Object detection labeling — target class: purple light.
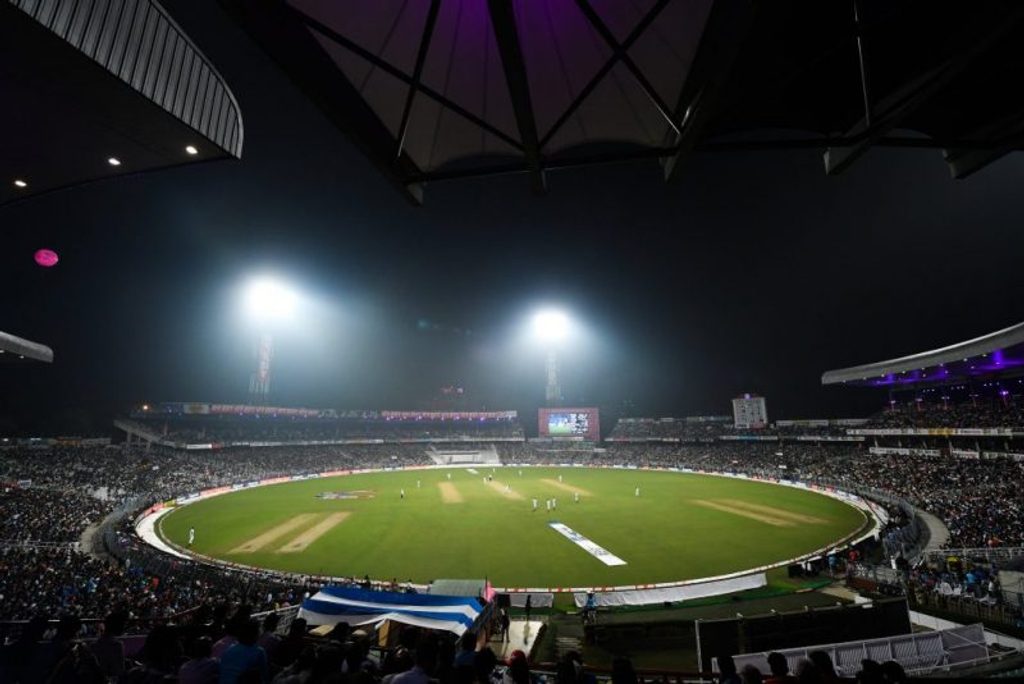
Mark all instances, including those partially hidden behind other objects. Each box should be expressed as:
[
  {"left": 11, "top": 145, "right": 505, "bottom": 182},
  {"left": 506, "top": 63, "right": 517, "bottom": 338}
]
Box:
[{"left": 34, "top": 248, "right": 58, "bottom": 267}]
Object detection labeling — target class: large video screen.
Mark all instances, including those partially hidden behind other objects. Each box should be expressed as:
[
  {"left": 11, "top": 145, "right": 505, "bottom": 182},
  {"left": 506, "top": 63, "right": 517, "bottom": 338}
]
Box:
[{"left": 538, "top": 407, "right": 600, "bottom": 441}]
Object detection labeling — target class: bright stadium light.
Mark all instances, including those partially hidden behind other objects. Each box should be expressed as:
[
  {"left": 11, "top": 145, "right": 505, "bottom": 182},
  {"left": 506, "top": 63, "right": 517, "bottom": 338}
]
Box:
[
  {"left": 532, "top": 309, "right": 570, "bottom": 343},
  {"left": 240, "top": 275, "right": 302, "bottom": 406},
  {"left": 244, "top": 276, "right": 298, "bottom": 321},
  {"left": 529, "top": 307, "right": 573, "bottom": 405}
]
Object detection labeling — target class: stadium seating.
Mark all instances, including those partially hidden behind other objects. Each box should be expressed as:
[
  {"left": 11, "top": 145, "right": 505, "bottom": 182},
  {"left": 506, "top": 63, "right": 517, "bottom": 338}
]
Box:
[{"left": 2, "top": 408, "right": 1024, "bottom": 681}]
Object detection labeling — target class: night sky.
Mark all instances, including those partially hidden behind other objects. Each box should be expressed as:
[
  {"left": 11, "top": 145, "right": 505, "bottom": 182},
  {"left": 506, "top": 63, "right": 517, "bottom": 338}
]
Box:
[{"left": 3, "top": 0, "right": 1024, "bottom": 436}]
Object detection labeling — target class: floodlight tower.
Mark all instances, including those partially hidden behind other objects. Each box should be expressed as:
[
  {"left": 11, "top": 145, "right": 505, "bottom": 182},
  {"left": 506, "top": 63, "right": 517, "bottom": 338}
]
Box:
[
  {"left": 532, "top": 309, "right": 569, "bottom": 405},
  {"left": 243, "top": 277, "right": 298, "bottom": 405}
]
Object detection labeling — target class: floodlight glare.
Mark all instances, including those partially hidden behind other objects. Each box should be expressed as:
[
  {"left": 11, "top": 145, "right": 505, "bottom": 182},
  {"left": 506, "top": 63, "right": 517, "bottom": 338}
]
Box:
[
  {"left": 244, "top": 277, "right": 298, "bottom": 321},
  {"left": 533, "top": 309, "right": 570, "bottom": 343}
]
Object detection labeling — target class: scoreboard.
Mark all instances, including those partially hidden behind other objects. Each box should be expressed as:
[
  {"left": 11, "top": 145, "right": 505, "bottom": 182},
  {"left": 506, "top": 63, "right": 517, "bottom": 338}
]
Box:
[{"left": 538, "top": 407, "right": 601, "bottom": 441}]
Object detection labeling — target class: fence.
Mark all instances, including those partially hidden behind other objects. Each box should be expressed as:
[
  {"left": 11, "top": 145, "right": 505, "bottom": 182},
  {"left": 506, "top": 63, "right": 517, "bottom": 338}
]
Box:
[
  {"left": 924, "top": 547, "right": 1024, "bottom": 566},
  {"left": 909, "top": 591, "right": 1021, "bottom": 631},
  {"left": 723, "top": 623, "right": 992, "bottom": 677},
  {"left": 808, "top": 478, "right": 930, "bottom": 561},
  {"left": 0, "top": 539, "right": 77, "bottom": 550}
]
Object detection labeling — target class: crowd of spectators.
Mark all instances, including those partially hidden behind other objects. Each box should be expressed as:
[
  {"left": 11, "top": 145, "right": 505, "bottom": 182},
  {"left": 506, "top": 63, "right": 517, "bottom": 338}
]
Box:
[
  {"left": 0, "top": 444, "right": 437, "bottom": 624},
  {"left": 605, "top": 418, "right": 728, "bottom": 442},
  {"left": 128, "top": 417, "right": 526, "bottom": 447},
  {"left": 1, "top": 426, "right": 1023, "bottom": 681},
  {"left": 864, "top": 398, "right": 1024, "bottom": 429},
  {"left": 606, "top": 419, "right": 859, "bottom": 442}
]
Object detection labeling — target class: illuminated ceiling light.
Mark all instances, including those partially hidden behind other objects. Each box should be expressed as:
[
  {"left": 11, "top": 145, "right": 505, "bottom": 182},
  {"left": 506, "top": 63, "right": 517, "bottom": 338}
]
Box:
[
  {"left": 107, "top": 157, "right": 121, "bottom": 166},
  {"left": 13, "top": 179, "right": 27, "bottom": 188},
  {"left": 185, "top": 145, "right": 198, "bottom": 155}
]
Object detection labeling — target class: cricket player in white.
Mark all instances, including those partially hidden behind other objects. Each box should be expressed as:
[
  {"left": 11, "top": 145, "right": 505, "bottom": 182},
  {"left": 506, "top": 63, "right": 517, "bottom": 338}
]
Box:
[
  {"left": 188, "top": 527, "right": 195, "bottom": 546},
  {"left": 635, "top": 486, "right": 640, "bottom": 497},
  {"left": 574, "top": 491, "right": 580, "bottom": 503},
  {"left": 400, "top": 489, "right": 405, "bottom": 499},
  {"left": 552, "top": 498, "right": 557, "bottom": 510},
  {"left": 532, "top": 498, "right": 538, "bottom": 511}
]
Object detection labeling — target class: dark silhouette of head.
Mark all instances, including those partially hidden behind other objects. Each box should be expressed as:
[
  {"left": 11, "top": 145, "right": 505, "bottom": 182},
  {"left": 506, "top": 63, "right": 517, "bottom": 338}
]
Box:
[{"left": 768, "top": 652, "right": 790, "bottom": 677}]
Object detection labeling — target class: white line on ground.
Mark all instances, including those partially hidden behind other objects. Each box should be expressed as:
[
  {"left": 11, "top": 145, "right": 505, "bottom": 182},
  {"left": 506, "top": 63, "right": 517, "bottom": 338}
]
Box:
[{"left": 549, "top": 522, "right": 627, "bottom": 566}]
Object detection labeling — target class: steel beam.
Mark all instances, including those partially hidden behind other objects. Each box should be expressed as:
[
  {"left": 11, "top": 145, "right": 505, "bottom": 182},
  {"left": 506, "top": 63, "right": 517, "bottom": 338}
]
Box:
[
  {"left": 824, "top": 5, "right": 1024, "bottom": 175},
  {"left": 487, "top": 0, "right": 546, "bottom": 194},
  {"left": 662, "top": 0, "right": 755, "bottom": 182}
]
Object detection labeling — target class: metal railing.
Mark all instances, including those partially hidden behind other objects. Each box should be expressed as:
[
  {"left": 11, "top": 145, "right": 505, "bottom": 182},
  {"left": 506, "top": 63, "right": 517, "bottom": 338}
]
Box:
[{"left": 924, "top": 547, "right": 1024, "bottom": 565}]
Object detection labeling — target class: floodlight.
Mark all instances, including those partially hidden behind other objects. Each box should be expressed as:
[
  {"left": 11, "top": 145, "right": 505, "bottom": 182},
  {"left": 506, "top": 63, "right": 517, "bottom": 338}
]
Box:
[
  {"left": 532, "top": 309, "right": 570, "bottom": 342},
  {"left": 244, "top": 277, "right": 298, "bottom": 321}
]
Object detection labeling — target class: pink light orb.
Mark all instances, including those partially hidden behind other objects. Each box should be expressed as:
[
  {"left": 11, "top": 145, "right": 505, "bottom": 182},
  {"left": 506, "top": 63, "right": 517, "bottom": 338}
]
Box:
[{"left": 34, "top": 248, "right": 59, "bottom": 267}]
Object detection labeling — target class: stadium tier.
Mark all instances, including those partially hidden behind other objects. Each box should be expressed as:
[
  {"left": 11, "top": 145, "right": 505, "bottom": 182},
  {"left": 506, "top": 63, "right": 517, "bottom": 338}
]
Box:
[
  {"left": 6, "top": 333, "right": 1024, "bottom": 679},
  {"left": 1, "top": 438, "right": 1021, "bottom": 600},
  {"left": 119, "top": 405, "right": 526, "bottom": 449}
]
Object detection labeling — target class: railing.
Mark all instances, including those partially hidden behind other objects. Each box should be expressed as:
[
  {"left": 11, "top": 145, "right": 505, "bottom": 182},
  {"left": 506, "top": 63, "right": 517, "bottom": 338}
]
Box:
[
  {"left": 0, "top": 539, "right": 77, "bottom": 549},
  {"left": 924, "top": 547, "right": 1024, "bottom": 565},
  {"left": 847, "top": 562, "right": 903, "bottom": 586},
  {"left": 909, "top": 591, "right": 1021, "bottom": 630},
  {"left": 251, "top": 604, "right": 302, "bottom": 636},
  {"left": 530, "top": 666, "right": 715, "bottom": 684},
  {"left": 808, "top": 477, "right": 930, "bottom": 561}
]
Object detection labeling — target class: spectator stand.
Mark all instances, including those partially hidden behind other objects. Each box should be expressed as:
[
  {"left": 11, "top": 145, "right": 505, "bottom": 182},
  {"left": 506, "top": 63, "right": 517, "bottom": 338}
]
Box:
[{"left": 719, "top": 623, "right": 997, "bottom": 678}]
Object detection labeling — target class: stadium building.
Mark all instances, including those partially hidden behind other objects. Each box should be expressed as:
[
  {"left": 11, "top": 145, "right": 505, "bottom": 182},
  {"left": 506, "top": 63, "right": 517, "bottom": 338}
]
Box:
[{"left": 6, "top": 2, "right": 1024, "bottom": 682}]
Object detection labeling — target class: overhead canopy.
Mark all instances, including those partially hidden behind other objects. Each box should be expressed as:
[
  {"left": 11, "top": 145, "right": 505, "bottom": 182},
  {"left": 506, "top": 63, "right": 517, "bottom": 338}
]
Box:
[
  {"left": 0, "top": 330, "right": 54, "bottom": 363},
  {"left": 1, "top": 0, "right": 243, "bottom": 206},
  {"left": 298, "top": 586, "right": 484, "bottom": 636},
  {"left": 822, "top": 320, "right": 1024, "bottom": 388},
  {"left": 222, "top": 0, "right": 1024, "bottom": 203}
]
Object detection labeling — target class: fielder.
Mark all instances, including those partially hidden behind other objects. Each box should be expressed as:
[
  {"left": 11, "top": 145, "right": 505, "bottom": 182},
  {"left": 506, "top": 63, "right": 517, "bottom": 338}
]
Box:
[
  {"left": 532, "top": 498, "right": 538, "bottom": 511},
  {"left": 188, "top": 527, "right": 196, "bottom": 546}
]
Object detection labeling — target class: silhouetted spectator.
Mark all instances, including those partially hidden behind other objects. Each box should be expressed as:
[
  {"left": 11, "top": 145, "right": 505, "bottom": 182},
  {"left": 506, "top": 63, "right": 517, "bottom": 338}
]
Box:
[
  {"left": 220, "top": 619, "right": 269, "bottom": 684},
  {"left": 766, "top": 653, "right": 797, "bottom": 684},
  {"left": 180, "top": 636, "right": 219, "bottom": 684}
]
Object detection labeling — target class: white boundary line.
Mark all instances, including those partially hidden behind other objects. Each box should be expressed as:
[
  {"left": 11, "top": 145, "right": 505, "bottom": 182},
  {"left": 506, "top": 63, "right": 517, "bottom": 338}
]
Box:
[{"left": 136, "top": 463, "right": 877, "bottom": 594}]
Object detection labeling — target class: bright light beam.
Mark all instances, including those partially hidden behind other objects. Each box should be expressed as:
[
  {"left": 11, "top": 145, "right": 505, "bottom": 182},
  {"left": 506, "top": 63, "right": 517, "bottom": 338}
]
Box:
[
  {"left": 532, "top": 309, "right": 570, "bottom": 343},
  {"left": 244, "top": 277, "right": 298, "bottom": 321}
]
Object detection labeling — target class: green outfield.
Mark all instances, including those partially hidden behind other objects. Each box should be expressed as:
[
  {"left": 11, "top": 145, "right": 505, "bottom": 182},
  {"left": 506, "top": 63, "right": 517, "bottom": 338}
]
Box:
[{"left": 158, "top": 467, "right": 867, "bottom": 588}]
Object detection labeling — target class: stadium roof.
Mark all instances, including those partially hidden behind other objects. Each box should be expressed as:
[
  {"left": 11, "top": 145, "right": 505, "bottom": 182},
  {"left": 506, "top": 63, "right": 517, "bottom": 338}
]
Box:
[
  {"left": 0, "top": 330, "right": 54, "bottom": 363},
  {"left": 1, "top": 0, "right": 243, "bottom": 206},
  {"left": 821, "top": 320, "right": 1024, "bottom": 388},
  {"left": 222, "top": 0, "right": 1024, "bottom": 204}
]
